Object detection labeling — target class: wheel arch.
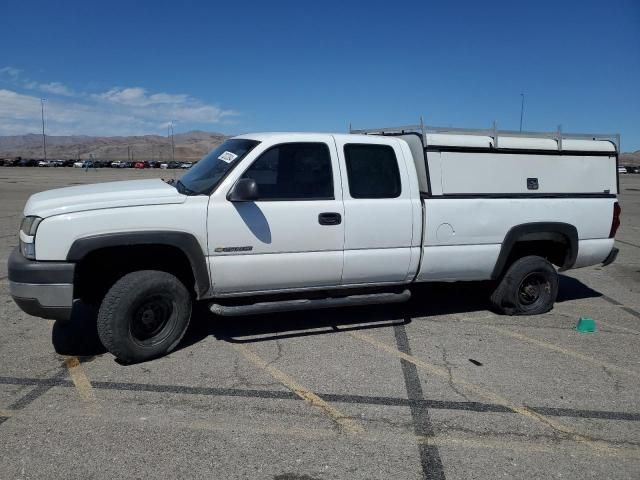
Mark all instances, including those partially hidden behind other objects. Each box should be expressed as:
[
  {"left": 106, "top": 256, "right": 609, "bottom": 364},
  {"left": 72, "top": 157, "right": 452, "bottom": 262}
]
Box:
[
  {"left": 67, "top": 231, "right": 210, "bottom": 299},
  {"left": 491, "top": 222, "right": 578, "bottom": 279}
]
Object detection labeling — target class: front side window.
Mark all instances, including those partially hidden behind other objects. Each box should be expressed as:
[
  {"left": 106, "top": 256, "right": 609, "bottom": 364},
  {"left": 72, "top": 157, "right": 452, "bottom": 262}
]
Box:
[
  {"left": 344, "top": 144, "right": 401, "bottom": 198},
  {"left": 241, "top": 142, "right": 334, "bottom": 200},
  {"left": 178, "top": 139, "right": 260, "bottom": 195}
]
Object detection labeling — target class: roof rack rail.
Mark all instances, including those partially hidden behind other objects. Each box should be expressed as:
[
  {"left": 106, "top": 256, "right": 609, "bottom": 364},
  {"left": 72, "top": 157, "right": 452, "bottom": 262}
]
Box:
[{"left": 349, "top": 118, "right": 620, "bottom": 152}]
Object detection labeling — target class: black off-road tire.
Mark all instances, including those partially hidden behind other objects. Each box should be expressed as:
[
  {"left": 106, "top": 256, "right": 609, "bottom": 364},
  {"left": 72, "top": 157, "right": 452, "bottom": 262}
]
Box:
[
  {"left": 490, "top": 255, "right": 558, "bottom": 315},
  {"left": 97, "top": 270, "right": 192, "bottom": 363}
]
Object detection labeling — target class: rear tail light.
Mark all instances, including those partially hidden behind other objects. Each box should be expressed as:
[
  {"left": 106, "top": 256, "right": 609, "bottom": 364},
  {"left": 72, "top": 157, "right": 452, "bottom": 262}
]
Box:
[{"left": 609, "top": 202, "right": 621, "bottom": 238}]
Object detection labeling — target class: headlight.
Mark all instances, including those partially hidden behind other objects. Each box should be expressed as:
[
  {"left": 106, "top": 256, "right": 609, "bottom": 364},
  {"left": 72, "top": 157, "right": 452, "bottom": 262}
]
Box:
[
  {"left": 20, "top": 216, "right": 43, "bottom": 236},
  {"left": 19, "top": 216, "right": 42, "bottom": 260}
]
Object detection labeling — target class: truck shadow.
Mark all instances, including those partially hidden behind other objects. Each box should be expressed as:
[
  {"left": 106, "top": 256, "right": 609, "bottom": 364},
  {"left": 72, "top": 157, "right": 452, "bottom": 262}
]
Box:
[
  {"left": 180, "top": 274, "right": 602, "bottom": 349},
  {"left": 50, "top": 274, "right": 603, "bottom": 359}
]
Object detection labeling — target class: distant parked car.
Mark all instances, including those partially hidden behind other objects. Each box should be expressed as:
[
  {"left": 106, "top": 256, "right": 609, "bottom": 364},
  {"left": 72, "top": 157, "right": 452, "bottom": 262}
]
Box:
[
  {"left": 148, "top": 161, "right": 161, "bottom": 168},
  {"left": 618, "top": 166, "right": 628, "bottom": 174},
  {"left": 18, "top": 159, "right": 38, "bottom": 167},
  {"left": 134, "top": 161, "right": 148, "bottom": 169},
  {"left": 167, "top": 161, "right": 181, "bottom": 169},
  {"left": 38, "top": 160, "right": 50, "bottom": 167},
  {"left": 160, "top": 162, "right": 169, "bottom": 169},
  {"left": 625, "top": 166, "right": 639, "bottom": 174},
  {"left": 179, "top": 162, "right": 193, "bottom": 169},
  {"left": 73, "top": 161, "right": 84, "bottom": 168},
  {"left": 83, "top": 160, "right": 98, "bottom": 168},
  {"left": 111, "top": 161, "right": 123, "bottom": 168},
  {"left": 3, "top": 158, "right": 20, "bottom": 166}
]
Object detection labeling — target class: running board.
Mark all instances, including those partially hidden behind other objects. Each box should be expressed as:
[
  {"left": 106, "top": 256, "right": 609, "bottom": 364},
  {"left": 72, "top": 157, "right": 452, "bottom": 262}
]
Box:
[{"left": 209, "top": 289, "right": 411, "bottom": 317}]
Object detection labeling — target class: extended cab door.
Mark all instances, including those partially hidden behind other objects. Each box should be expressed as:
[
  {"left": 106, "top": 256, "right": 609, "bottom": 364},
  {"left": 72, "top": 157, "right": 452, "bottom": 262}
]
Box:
[
  {"left": 334, "top": 136, "right": 419, "bottom": 285},
  {"left": 208, "top": 136, "right": 345, "bottom": 294}
]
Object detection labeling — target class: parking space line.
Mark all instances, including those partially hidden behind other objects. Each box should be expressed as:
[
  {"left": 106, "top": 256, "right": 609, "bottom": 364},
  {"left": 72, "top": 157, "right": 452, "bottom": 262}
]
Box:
[
  {"left": 2, "top": 374, "right": 639, "bottom": 422},
  {"left": 601, "top": 295, "right": 640, "bottom": 319},
  {"left": 0, "top": 409, "right": 14, "bottom": 417},
  {"left": 394, "top": 324, "right": 446, "bottom": 480},
  {"left": 64, "top": 357, "right": 97, "bottom": 403},
  {"left": 230, "top": 343, "right": 364, "bottom": 435},
  {"left": 347, "top": 330, "right": 615, "bottom": 454},
  {"left": 8, "top": 369, "right": 68, "bottom": 411},
  {"left": 483, "top": 325, "right": 639, "bottom": 379}
]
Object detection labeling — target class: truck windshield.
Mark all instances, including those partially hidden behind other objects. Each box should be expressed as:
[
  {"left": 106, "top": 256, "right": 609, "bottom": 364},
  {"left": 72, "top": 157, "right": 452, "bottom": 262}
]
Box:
[{"left": 177, "top": 139, "right": 260, "bottom": 195}]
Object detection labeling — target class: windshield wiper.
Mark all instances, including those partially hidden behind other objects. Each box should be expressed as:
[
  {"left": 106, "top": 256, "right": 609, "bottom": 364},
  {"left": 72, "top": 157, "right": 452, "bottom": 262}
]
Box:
[{"left": 175, "top": 179, "right": 199, "bottom": 196}]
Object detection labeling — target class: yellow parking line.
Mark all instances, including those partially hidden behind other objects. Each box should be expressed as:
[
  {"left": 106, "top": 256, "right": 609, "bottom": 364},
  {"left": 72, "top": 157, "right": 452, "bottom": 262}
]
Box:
[
  {"left": 64, "top": 357, "right": 97, "bottom": 403},
  {"left": 347, "top": 330, "right": 613, "bottom": 454},
  {"left": 484, "top": 325, "right": 639, "bottom": 379},
  {"left": 230, "top": 343, "right": 364, "bottom": 435}
]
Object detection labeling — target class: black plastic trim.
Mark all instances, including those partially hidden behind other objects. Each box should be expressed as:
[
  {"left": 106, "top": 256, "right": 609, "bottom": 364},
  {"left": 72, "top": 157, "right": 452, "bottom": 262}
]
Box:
[
  {"left": 11, "top": 296, "right": 72, "bottom": 321},
  {"left": 8, "top": 247, "right": 75, "bottom": 284},
  {"left": 67, "top": 231, "right": 210, "bottom": 298},
  {"left": 491, "top": 222, "right": 579, "bottom": 279},
  {"left": 318, "top": 212, "right": 342, "bottom": 225},
  {"left": 602, "top": 247, "right": 619, "bottom": 267},
  {"left": 426, "top": 145, "right": 616, "bottom": 157},
  {"left": 431, "top": 193, "right": 616, "bottom": 199}
]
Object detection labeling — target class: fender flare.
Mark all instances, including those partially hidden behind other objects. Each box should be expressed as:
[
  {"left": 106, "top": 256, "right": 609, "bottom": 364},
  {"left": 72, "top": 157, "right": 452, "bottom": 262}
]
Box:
[
  {"left": 67, "top": 231, "right": 210, "bottom": 298},
  {"left": 491, "top": 222, "right": 578, "bottom": 279}
]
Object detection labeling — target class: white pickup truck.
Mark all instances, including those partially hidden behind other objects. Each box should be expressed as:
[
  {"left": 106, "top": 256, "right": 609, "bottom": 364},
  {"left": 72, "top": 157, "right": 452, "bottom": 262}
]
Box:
[{"left": 9, "top": 123, "right": 621, "bottom": 362}]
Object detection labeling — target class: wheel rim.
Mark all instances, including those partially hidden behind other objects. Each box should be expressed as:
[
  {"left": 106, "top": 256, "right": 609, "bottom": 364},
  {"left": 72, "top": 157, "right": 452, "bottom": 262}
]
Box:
[
  {"left": 130, "top": 294, "right": 174, "bottom": 343},
  {"left": 518, "top": 272, "right": 549, "bottom": 306}
]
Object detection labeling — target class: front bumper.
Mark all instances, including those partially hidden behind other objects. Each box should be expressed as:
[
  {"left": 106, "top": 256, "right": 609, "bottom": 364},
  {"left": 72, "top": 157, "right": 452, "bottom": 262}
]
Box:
[{"left": 8, "top": 247, "right": 75, "bottom": 321}]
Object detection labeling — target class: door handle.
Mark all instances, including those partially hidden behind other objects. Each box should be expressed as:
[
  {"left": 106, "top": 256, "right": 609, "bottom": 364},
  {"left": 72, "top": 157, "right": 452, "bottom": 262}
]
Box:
[{"left": 318, "top": 212, "right": 342, "bottom": 226}]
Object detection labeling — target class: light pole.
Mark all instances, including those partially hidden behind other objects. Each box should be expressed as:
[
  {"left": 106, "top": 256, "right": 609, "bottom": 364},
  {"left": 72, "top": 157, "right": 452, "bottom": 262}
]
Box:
[
  {"left": 40, "top": 98, "right": 47, "bottom": 161},
  {"left": 519, "top": 93, "right": 525, "bottom": 132},
  {"left": 169, "top": 121, "right": 176, "bottom": 162}
]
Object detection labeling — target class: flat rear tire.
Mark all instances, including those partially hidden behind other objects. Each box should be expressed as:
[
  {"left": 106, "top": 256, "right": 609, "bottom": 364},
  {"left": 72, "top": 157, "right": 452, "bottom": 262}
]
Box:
[{"left": 490, "top": 255, "right": 558, "bottom": 315}]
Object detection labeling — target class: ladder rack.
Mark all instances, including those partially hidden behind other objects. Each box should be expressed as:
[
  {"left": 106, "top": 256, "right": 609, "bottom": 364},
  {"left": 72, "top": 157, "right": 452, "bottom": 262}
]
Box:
[{"left": 349, "top": 119, "right": 620, "bottom": 152}]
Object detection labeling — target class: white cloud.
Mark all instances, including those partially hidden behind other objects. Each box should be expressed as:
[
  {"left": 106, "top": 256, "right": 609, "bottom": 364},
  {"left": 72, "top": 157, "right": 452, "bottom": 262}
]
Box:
[
  {"left": 0, "top": 66, "right": 21, "bottom": 78},
  {"left": 37, "top": 82, "right": 75, "bottom": 96},
  {"left": 0, "top": 69, "right": 238, "bottom": 136},
  {"left": 95, "top": 87, "right": 189, "bottom": 107}
]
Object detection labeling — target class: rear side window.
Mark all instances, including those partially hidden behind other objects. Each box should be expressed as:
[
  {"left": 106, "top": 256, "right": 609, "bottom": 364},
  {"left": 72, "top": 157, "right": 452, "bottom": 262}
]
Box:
[
  {"left": 242, "top": 142, "right": 333, "bottom": 200},
  {"left": 344, "top": 144, "right": 401, "bottom": 198}
]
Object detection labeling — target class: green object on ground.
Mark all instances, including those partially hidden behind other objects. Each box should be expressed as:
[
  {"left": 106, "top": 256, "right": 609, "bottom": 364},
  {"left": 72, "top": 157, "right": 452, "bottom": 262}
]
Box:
[{"left": 576, "top": 317, "right": 597, "bottom": 333}]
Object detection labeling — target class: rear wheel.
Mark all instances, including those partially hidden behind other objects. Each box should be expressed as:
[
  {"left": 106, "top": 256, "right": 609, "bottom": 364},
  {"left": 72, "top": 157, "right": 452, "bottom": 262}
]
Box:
[
  {"left": 490, "top": 255, "right": 558, "bottom": 315},
  {"left": 97, "top": 270, "right": 192, "bottom": 363}
]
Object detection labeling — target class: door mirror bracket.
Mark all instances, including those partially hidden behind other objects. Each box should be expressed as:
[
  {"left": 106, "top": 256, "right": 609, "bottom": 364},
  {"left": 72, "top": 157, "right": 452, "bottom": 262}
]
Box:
[{"left": 228, "top": 178, "right": 259, "bottom": 202}]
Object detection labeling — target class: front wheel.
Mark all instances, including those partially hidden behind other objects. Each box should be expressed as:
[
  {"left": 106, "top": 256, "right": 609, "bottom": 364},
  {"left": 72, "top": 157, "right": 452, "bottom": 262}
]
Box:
[
  {"left": 97, "top": 270, "right": 192, "bottom": 363},
  {"left": 490, "top": 256, "right": 558, "bottom": 315}
]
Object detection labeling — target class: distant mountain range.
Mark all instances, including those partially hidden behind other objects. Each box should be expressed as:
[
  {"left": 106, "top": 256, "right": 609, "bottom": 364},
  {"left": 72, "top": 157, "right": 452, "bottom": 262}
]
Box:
[
  {"left": 0, "top": 131, "right": 228, "bottom": 162},
  {"left": 620, "top": 151, "right": 640, "bottom": 166},
  {"left": 1, "top": 132, "right": 639, "bottom": 165}
]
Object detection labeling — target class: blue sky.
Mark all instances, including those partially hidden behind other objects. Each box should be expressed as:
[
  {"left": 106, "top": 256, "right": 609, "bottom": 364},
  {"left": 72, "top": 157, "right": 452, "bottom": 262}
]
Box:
[{"left": 1, "top": 0, "right": 639, "bottom": 150}]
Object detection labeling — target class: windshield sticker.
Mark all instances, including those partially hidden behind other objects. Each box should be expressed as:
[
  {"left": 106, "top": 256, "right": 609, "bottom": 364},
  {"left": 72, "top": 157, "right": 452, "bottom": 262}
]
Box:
[{"left": 218, "top": 151, "right": 238, "bottom": 163}]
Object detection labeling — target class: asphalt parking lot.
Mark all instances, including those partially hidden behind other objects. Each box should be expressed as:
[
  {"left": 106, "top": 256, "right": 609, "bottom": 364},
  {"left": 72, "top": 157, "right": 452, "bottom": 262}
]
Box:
[{"left": 1, "top": 167, "right": 639, "bottom": 479}]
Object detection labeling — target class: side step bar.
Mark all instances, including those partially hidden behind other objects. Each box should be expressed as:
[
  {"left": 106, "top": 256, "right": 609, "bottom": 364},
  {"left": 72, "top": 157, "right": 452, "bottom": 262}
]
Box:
[{"left": 209, "top": 289, "right": 411, "bottom": 317}]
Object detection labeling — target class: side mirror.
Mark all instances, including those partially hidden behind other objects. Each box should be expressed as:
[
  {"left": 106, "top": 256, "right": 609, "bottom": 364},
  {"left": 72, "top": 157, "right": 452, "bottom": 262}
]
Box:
[{"left": 228, "top": 178, "right": 258, "bottom": 202}]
